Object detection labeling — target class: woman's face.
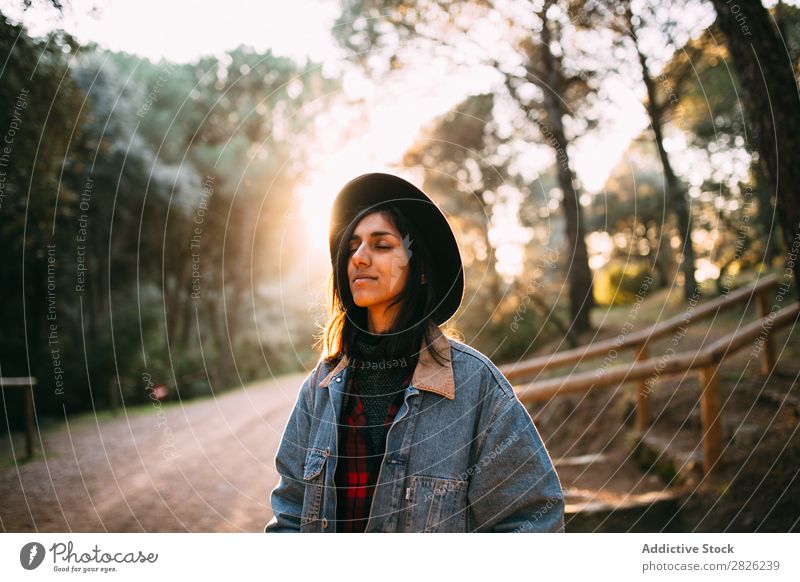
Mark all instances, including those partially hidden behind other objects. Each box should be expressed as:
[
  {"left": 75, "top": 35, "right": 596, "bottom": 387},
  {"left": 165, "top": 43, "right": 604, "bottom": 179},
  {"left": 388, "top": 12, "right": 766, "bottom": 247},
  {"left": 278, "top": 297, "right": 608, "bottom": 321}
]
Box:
[{"left": 347, "top": 211, "right": 411, "bottom": 325}]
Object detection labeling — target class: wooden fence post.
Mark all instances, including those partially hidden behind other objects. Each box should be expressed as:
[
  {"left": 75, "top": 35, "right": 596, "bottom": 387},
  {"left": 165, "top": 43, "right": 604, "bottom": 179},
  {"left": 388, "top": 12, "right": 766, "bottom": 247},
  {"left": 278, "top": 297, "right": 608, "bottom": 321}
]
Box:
[
  {"left": 24, "top": 385, "right": 35, "bottom": 460},
  {"left": 0, "top": 377, "right": 37, "bottom": 460},
  {"left": 635, "top": 342, "right": 651, "bottom": 432},
  {"left": 699, "top": 363, "right": 723, "bottom": 473},
  {"left": 756, "top": 291, "right": 776, "bottom": 375}
]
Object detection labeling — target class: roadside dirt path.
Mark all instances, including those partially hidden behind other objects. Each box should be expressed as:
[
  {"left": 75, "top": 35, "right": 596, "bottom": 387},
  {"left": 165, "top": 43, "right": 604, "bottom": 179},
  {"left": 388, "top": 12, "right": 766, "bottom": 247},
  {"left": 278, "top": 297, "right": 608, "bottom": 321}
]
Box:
[{"left": 0, "top": 373, "right": 304, "bottom": 532}]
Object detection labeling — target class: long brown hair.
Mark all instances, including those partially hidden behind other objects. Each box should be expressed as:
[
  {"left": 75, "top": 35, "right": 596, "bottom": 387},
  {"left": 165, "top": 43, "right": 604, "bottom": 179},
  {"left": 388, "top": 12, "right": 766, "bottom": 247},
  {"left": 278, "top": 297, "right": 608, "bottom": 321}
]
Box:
[{"left": 317, "top": 204, "right": 455, "bottom": 367}]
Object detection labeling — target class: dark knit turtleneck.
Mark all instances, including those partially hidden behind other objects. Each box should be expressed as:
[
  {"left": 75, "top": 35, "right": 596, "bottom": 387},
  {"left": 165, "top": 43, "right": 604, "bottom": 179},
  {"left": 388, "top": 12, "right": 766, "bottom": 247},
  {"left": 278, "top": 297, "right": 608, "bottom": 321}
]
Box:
[{"left": 348, "top": 330, "right": 416, "bottom": 452}]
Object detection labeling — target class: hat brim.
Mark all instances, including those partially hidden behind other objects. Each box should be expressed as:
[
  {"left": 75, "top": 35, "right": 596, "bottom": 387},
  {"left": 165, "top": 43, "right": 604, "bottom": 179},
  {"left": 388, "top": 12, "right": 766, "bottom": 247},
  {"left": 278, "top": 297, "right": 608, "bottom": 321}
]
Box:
[{"left": 329, "top": 173, "right": 464, "bottom": 325}]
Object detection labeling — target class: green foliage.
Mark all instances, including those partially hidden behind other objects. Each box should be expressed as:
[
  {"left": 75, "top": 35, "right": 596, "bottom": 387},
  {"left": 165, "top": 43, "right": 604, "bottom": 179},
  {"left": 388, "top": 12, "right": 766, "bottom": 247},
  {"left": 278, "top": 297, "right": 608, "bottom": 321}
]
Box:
[
  {"left": 403, "top": 94, "right": 514, "bottom": 339},
  {"left": 594, "top": 261, "right": 653, "bottom": 306},
  {"left": 0, "top": 11, "right": 340, "bottom": 431},
  {"left": 0, "top": 14, "right": 85, "bottom": 424}
]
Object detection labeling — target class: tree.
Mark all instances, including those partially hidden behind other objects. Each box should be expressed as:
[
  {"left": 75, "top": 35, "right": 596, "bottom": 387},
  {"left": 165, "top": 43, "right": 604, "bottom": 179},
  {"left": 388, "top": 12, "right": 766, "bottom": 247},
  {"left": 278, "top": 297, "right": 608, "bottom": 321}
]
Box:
[
  {"left": 593, "top": 135, "right": 677, "bottom": 288},
  {"left": 663, "top": 23, "right": 785, "bottom": 266},
  {"left": 403, "top": 94, "right": 520, "bottom": 350},
  {"left": 709, "top": 0, "right": 800, "bottom": 297},
  {"left": 0, "top": 12, "right": 85, "bottom": 421},
  {"left": 404, "top": 94, "right": 506, "bottom": 307},
  {"left": 1, "top": 7, "right": 343, "bottom": 427},
  {"left": 601, "top": 0, "right": 711, "bottom": 300},
  {"left": 334, "top": 0, "right": 600, "bottom": 332}
]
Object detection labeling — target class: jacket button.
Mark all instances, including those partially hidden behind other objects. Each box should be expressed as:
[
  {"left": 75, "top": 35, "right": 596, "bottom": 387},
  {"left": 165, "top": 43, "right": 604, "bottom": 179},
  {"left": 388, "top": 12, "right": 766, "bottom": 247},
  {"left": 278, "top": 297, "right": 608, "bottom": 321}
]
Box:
[
  {"left": 322, "top": 517, "right": 329, "bottom": 528},
  {"left": 336, "top": 376, "right": 342, "bottom": 382}
]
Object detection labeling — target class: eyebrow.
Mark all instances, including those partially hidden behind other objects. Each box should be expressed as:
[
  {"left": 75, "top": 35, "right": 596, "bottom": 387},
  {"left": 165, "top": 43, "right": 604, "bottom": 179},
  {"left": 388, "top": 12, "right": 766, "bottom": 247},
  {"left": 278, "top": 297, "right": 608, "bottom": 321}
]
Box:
[{"left": 349, "top": 231, "right": 399, "bottom": 241}]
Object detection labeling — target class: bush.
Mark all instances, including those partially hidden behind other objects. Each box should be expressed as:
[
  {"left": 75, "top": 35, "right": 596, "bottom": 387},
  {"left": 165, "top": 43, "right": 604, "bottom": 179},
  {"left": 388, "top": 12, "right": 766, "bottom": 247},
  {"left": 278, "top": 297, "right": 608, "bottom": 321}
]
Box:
[{"left": 595, "top": 262, "right": 653, "bottom": 306}]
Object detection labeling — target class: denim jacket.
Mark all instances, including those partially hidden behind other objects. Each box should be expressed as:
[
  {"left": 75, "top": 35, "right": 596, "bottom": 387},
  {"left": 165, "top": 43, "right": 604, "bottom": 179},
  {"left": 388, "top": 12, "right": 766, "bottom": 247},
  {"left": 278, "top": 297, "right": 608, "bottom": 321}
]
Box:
[{"left": 265, "top": 325, "right": 565, "bottom": 533}]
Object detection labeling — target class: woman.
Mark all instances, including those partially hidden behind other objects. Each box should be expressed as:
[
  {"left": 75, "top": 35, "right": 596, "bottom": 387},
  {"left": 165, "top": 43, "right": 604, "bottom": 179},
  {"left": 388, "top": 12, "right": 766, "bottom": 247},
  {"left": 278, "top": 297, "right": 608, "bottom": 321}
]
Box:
[{"left": 266, "top": 172, "right": 564, "bottom": 533}]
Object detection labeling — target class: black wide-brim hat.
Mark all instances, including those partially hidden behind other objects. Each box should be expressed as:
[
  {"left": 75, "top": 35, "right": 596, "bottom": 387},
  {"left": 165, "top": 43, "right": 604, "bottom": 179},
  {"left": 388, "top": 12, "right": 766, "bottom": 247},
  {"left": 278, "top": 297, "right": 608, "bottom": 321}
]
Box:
[{"left": 329, "top": 172, "right": 464, "bottom": 325}]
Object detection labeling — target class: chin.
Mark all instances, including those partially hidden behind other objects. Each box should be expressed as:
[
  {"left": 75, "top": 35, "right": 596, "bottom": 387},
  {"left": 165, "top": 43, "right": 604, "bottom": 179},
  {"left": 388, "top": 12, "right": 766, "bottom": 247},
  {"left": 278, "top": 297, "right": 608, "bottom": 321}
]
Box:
[{"left": 351, "top": 294, "right": 373, "bottom": 308}]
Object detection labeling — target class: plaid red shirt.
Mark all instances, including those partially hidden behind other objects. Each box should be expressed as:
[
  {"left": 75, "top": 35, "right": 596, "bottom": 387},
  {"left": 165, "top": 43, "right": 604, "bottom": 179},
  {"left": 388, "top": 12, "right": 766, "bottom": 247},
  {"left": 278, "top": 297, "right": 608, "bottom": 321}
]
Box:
[{"left": 334, "top": 370, "right": 411, "bottom": 532}]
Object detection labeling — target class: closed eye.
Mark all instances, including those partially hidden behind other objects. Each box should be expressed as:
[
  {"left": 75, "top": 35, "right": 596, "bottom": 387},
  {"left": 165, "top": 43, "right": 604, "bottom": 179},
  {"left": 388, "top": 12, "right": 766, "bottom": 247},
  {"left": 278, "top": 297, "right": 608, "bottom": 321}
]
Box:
[{"left": 349, "top": 243, "right": 393, "bottom": 253}]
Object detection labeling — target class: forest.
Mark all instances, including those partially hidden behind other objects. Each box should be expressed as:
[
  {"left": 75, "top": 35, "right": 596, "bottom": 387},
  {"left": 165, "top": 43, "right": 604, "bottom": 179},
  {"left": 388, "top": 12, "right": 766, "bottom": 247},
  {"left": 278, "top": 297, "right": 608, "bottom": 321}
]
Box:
[{"left": 1, "top": 0, "right": 798, "bottom": 432}]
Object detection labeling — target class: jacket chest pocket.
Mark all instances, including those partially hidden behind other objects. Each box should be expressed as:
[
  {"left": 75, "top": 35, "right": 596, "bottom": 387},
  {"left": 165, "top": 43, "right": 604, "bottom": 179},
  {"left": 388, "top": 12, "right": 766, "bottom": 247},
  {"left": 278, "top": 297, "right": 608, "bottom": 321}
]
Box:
[
  {"left": 404, "top": 475, "right": 468, "bottom": 532},
  {"left": 300, "top": 447, "right": 328, "bottom": 532}
]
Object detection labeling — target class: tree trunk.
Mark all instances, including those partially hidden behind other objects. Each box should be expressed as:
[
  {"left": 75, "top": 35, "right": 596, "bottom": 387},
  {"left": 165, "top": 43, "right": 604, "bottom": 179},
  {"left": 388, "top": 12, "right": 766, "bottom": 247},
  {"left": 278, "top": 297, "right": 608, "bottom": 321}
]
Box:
[
  {"left": 753, "top": 160, "right": 780, "bottom": 265},
  {"left": 648, "top": 222, "right": 673, "bottom": 288},
  {"left": 710, "top": 0, "right": 800, "bottom": 298},
  {"left": 543, "top": 101, "right": 595, "bottom": 332},
  {"left": 475, "top": 190, "right": 503, "bottom": 315},
  {"left": 631, "top": 26, "right": 699, "bottom": 301},
  {"left": 538, "top": 10, "right": 595, "bottom": 333}
]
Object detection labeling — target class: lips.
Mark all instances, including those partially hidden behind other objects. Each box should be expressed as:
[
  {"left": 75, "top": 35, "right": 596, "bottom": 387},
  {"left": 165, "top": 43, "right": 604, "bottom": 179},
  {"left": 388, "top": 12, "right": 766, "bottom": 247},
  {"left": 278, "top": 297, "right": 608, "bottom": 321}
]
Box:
[{"left": 352, "top": 275, "right": 377, "bottom": 283}]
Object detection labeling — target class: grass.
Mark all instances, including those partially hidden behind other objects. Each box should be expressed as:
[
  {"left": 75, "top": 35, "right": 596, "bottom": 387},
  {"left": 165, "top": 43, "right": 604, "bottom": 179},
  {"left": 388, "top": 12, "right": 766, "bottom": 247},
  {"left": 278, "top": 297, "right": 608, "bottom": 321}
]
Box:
[{"left": 0, "top": 444, "right": 38, "bottom": 469}]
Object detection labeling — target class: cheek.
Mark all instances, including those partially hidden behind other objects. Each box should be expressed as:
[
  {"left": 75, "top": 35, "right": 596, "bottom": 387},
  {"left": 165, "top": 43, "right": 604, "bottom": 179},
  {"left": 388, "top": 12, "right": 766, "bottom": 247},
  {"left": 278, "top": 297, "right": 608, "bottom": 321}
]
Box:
[{"left": 387, "top": 257, "right": 410, "bottom": 291}]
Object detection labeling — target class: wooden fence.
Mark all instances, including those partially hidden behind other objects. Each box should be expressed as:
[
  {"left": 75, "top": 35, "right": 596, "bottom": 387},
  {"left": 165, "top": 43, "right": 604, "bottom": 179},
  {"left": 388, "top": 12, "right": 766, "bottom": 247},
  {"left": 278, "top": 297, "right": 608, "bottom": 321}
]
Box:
[
  {"left": 499, "top": 274, "right": 799, "bottom": 473},
  {"left": 0, "top": 376, "right": 37, "bottom": 460}
]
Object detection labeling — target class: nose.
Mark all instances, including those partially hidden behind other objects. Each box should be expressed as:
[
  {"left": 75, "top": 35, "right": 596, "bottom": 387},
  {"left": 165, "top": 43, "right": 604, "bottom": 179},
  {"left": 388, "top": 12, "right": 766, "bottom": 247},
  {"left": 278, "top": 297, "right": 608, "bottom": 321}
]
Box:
[{"left": 351, "top": 242, "right": 370, "bottom": 266}]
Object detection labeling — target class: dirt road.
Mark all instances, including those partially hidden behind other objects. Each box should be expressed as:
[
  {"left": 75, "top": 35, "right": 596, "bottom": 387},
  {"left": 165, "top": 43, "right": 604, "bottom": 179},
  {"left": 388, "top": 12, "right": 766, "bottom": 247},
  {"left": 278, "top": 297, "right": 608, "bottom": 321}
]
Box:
[{"left": 0, "top": 373, "right": 304, "bottom": 532}]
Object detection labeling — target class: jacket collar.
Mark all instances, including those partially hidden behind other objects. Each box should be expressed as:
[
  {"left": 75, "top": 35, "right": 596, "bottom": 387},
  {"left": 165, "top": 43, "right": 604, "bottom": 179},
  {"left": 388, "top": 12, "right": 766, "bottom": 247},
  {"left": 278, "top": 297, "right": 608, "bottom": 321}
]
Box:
[{"left": 319, "top": 324, "right": 455, "bottom": 400}]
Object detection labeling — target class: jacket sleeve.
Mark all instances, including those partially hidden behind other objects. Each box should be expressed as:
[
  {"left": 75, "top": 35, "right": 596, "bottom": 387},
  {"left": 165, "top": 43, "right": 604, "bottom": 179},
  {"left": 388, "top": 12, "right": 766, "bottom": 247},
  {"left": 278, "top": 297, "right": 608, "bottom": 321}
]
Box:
[
  {"left": 264, "top": 368, "right": 317, "bottom": 533},
  {"left": 467, "top": 371, "right": 565, "bottom": 533}
]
